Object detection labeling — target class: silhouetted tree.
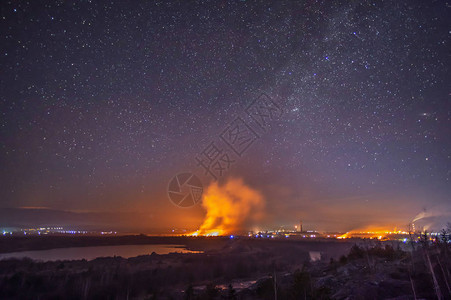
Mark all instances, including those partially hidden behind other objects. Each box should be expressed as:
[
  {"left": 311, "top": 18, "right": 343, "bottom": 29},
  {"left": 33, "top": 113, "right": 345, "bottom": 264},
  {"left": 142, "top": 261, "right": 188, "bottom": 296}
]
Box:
[
  {"left": 204, "top": 282, "right": 219, "bottom": 299},
  {"left": 256, "top": 278, "right": 274, "bottom": 300},
  {"left": 290, "top": 268, "right": 312, "bottom": 299},
  {"left": 226, "top": 284, "right": 237, "bottom": 300},
  {"left": 184, "top": 284, "right": 194, "bottom": 300},
  {"left": 420, "top": 231, "right": 429, "bottom": 247}
]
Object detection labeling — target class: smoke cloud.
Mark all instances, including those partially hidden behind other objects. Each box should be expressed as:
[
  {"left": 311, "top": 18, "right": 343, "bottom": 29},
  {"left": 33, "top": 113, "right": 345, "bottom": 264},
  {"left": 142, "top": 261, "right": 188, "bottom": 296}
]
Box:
[
  {"left": 192, "top": 178, "right": 265, "bottom": 236},
  {"left": 412, "top": 206, "right": 451, "bottom": 231}
]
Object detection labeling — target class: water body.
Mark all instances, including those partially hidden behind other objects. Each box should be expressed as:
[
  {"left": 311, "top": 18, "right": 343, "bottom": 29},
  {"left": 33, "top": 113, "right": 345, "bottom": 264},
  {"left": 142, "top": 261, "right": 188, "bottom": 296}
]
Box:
[{"left": 0, "top": 244, "right": 201, "bottom": 261}]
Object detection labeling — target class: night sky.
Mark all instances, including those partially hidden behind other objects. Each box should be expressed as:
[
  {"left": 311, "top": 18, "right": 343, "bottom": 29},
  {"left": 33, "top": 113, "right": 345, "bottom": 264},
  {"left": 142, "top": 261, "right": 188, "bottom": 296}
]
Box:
[{"left": 1, "top": 1, "right": 450, "bottom": 232}]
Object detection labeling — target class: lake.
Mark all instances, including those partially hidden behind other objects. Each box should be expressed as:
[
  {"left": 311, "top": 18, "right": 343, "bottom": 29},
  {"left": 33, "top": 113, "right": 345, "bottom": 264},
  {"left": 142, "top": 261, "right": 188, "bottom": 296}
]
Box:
[{"left": 0, "top": 244, "right": 201, "bottom": 261}]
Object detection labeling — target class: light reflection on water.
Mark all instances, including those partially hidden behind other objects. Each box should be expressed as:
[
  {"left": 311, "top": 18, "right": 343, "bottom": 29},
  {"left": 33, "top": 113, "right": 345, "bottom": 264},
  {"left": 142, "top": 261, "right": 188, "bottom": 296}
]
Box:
[{"left": 0, "top": 244, "right": 201, "bottom": 261}]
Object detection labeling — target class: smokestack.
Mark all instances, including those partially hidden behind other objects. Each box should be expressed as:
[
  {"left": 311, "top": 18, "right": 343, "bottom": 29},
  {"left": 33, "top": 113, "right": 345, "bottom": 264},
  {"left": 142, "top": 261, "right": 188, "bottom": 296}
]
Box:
[{"left": 299, "top": 220, "right": 303, "bottom": 232}]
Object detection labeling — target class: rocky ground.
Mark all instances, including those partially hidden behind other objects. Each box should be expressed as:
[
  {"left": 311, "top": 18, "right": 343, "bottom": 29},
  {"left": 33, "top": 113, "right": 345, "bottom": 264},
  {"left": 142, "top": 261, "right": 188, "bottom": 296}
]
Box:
[{"left": 0, "top": 237, "right": 449, "bottom": 299}]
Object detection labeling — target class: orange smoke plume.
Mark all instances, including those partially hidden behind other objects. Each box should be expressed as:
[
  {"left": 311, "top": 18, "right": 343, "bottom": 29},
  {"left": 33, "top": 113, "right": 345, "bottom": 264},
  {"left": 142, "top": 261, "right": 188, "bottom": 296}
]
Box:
[{"left": 191, "top": 178, "right": 265, "bottom": 236}]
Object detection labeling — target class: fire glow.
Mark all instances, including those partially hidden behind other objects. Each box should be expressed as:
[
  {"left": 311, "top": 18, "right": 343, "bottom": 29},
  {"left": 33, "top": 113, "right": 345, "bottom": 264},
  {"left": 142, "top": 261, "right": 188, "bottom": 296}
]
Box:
[
  {"left": 337, "top": 226, "right": 409, "bottom": 240},
  {"left": 189, "top": 178, "right": 264, "bottom": 237}
]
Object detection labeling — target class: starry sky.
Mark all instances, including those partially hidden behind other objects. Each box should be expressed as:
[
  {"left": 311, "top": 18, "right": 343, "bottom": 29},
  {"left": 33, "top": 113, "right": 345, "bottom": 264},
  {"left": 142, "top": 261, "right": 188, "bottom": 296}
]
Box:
[{"left": 1, "top": 0, "right": 450, "bottom": 232}]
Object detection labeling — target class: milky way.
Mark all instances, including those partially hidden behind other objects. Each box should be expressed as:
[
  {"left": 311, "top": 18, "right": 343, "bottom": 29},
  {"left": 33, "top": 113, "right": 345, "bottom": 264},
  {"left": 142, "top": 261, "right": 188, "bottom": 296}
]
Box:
[{"left": 1, "top": 1, "right": 449, "bottom": 231}]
